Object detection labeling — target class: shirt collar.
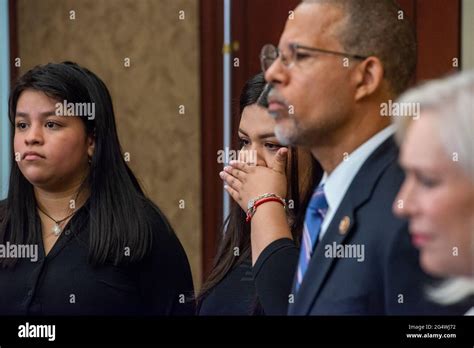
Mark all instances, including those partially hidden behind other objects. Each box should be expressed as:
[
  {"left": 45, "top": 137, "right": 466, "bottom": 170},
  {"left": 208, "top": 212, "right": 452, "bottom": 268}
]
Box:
[{"left": 320, "top": 125, "right": 396, "bottom": 211}]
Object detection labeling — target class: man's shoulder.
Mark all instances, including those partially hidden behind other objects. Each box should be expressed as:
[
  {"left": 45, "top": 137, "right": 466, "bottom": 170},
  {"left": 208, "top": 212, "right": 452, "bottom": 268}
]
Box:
[
  {"left": 350, "top": 135, "right": 404, "bottom": 209},
  {"left": 349, "top": 137, "right": 407, "bottom": 238},
  {"left": 371, "top": 151, "right": 405, "bottom": 201}
]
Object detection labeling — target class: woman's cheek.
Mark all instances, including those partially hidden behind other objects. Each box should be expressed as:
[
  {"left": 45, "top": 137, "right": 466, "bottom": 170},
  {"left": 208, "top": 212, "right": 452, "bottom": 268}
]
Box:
[
  {"left": 263, "top": 150, "right": 278, "bottom": 168},
  {"left": 49, "top": 136, "right": 87, "bottom": 167}
]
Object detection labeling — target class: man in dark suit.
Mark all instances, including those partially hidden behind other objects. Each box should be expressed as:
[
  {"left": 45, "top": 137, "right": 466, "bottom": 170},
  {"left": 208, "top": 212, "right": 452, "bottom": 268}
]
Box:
[{"left": 251, "top": 0, "right": 469, "bottom": 314}]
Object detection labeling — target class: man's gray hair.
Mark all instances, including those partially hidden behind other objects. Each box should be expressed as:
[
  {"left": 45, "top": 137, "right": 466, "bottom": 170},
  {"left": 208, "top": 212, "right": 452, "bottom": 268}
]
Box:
[{"left": 303, "top": 0, "right": 417, "bottom": 96}]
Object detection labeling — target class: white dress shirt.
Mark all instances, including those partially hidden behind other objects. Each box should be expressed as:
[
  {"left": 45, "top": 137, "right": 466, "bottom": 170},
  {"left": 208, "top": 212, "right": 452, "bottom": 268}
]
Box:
[
  {"left": 318, "top": 125, "right": 396, "bottom": 240},
  {"left": 465, "top": 307, "right": 474, "bottom": 316}
]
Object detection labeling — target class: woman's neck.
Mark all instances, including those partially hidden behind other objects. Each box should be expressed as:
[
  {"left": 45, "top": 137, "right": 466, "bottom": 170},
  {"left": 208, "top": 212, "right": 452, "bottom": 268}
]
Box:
[{"left": 34, "top": 181, "right": 89, "bottom": 219}]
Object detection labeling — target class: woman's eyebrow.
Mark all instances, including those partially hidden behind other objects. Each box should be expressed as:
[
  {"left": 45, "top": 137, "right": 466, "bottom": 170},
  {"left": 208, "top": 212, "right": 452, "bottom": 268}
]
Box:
[
  {"left": 238, "top": 128, "right": 249, "bottom": 136},
  {"left": 258, "top": 132, "right": 276, "bottom": 140},
  {"left": 238, "top": 129, "right": 276, "bottom": 140},
  {"left": 15, "top": 110, "right": 57, "bottom": 117}
]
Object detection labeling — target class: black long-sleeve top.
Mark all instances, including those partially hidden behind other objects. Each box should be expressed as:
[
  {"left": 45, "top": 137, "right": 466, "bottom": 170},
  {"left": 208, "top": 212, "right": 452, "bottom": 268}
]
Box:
[
  {"left": 198, "top": 238, "right": 298, "bottom": 315},
  {"left": 0, "top": 199, "right": 195, "bottom": 315}
]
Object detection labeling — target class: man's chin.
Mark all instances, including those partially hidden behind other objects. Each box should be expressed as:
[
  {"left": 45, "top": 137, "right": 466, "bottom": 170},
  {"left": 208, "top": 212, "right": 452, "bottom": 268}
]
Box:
[{"left": 275, "top": 123, "right": 296, "bottom": 147}]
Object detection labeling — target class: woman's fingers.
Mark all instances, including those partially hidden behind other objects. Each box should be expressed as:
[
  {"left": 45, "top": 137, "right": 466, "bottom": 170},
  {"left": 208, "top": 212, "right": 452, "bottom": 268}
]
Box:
[
  {"left": 219, "top": 169, "right": 242, "bottom": 191},
  {"left": 271, "top": 147, "right": 288, "bottom": 174},
  {"left": 229, "top": 160, "right": 251, "bottom": 174},
  {"left": 224, "top": 184, "right": 242, "bottom": 203},
  {"left": 223, "top": 165, "right": 247, "bottom": 183}
]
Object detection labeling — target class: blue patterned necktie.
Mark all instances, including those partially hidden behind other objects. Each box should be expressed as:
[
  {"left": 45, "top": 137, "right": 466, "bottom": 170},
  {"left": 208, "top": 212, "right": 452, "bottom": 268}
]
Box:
[{"left": 295, "top": 184, "right": 328, "bottom": 293}]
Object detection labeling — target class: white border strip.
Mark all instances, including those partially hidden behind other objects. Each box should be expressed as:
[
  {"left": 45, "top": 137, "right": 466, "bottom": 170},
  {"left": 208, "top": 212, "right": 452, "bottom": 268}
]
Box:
[
  {"left": 222, "top": 0, "right": 232, "bottom": 223},
  {"left": 0, "top": 0, "right": 11, "bottom": 199}
]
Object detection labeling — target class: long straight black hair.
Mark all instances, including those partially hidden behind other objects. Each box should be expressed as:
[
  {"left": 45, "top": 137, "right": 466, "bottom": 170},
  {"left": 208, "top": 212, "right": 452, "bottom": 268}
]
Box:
[
  {"left": 197, "top": 73, "right": 322, "bottom": 304},
  {"left": 0, "top": 62, "right": 156, "bottom": 267}
]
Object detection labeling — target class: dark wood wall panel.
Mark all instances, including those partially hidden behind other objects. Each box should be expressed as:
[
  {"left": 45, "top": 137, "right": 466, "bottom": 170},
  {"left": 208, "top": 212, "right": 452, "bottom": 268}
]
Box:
[
  {"left": 398, "top": 0, "right": 416, "bottom": 22},
  {"left": 200, "top": 0, "right": 299, "bottom": 278},
  {"left": 415, "top": 0, "right": 461, "bottom": 81},
  {"left": 9, "top": 0, "right": 18, "bottom": 85},
  {"left": 231, "top": 0, "right": 300, "bottom": 136},
  {"left": 200, "top": 0, "right": 224, "bottom": 278}
]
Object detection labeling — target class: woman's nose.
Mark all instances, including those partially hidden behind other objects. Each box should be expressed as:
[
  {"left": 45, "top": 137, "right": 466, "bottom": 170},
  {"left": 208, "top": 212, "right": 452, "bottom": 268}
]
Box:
[
  {"left": 393, "top": 178, "right": 416, "bottom": 218},
  {"left": 24, "top": 123, "right": 44, "bottom": 146}
]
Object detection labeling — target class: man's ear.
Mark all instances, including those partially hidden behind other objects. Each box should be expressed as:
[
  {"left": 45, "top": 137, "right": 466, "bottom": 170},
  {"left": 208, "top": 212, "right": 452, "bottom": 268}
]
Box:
[{"left": 353, "top": 56, "right": 384, "bottom": 101}]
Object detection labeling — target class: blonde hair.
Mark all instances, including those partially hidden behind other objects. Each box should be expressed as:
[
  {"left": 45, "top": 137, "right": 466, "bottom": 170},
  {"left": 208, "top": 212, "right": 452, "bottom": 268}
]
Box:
[
  {"left": 394, "top": 70, "right": 474, "bottom": 181},
  {"left": 393, "top": 71, "right": 474, "bottom": 305},
  {"left": 427, "top": 278, "right": 474, "bottom": 305}
]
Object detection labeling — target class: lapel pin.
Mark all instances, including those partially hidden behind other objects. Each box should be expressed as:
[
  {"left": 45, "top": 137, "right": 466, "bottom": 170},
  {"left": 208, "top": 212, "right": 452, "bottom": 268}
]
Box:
[{"left": 339, "top": 216, "right": 351, "bottom": 235}]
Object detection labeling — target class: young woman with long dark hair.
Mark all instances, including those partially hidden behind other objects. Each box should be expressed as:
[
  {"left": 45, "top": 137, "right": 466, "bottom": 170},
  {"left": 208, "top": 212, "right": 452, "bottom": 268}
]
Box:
[
  {"left": 197, "top": 73, "right": 322, "bottom": 315},
  {"left": 0, "top": 62, "right": 194, "bottom": 315}
]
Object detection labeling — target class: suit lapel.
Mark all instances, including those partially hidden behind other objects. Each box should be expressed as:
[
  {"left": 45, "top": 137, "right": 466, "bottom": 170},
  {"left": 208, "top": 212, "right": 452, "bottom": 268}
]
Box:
[
  {"left": 290, "top": 205, "right": 356, "bottom": 314},
  {"left": 289, "top": 136, "right": 399, "bottom": 315}
]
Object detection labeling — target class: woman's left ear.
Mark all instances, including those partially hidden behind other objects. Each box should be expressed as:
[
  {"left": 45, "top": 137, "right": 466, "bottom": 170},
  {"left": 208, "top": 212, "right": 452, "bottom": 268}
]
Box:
[{"left": 87, "top": 133, "right": 95, "bottom": 159}]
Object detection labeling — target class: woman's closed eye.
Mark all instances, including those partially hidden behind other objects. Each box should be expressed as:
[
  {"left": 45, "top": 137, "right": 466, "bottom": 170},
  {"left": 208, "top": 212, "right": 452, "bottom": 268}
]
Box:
[{"left": 415, "top": 172, "right": 440, "bottom": 188}]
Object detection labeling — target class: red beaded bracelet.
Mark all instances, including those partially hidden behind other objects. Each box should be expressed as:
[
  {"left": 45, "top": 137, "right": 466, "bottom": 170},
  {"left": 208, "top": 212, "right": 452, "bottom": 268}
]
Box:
[{"left": 246, "top": 196, "right": 286, "bottom": 223}]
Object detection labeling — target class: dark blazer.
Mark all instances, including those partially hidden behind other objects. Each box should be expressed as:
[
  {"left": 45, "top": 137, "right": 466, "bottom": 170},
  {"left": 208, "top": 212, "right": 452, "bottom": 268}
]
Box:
[{"left": 287, "top": 136, "right": 468, "bottom": 315}]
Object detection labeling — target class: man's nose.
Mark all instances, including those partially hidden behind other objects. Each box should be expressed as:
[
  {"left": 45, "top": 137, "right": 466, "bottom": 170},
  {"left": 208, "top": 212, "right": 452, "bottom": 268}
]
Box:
[{"left": 264, "top": 57, "right": 288, "bottom": 86}]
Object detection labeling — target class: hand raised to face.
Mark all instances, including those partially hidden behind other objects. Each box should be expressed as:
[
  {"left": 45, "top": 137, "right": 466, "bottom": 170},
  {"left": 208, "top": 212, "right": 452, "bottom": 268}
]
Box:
[{"left": 220, "top": 147, "right": 288, "bottom": 212}]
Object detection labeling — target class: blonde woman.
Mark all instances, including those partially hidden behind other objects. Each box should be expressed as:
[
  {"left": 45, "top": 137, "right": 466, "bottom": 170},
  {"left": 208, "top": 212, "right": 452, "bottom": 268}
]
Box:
[{"left": 393, "top": 71, "right": 474, "bottom": 314}]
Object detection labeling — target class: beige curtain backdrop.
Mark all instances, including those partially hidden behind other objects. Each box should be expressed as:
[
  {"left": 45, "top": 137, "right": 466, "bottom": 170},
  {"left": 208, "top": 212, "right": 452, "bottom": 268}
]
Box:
[{"left": 16, "top": 0, "right": 202, "bottom": 288}]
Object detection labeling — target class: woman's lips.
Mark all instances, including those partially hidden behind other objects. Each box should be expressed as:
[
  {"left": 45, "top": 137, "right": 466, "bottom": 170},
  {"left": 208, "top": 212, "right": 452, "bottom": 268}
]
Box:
[
  {"left": 24, "top": 154, "right": 43, "bottom": 161},
  {"left": 23, "top": 152, "right": 45, "bottom": 161},
  {"left": 411, "top": 232, "right": 432, "bottom": 248}
]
